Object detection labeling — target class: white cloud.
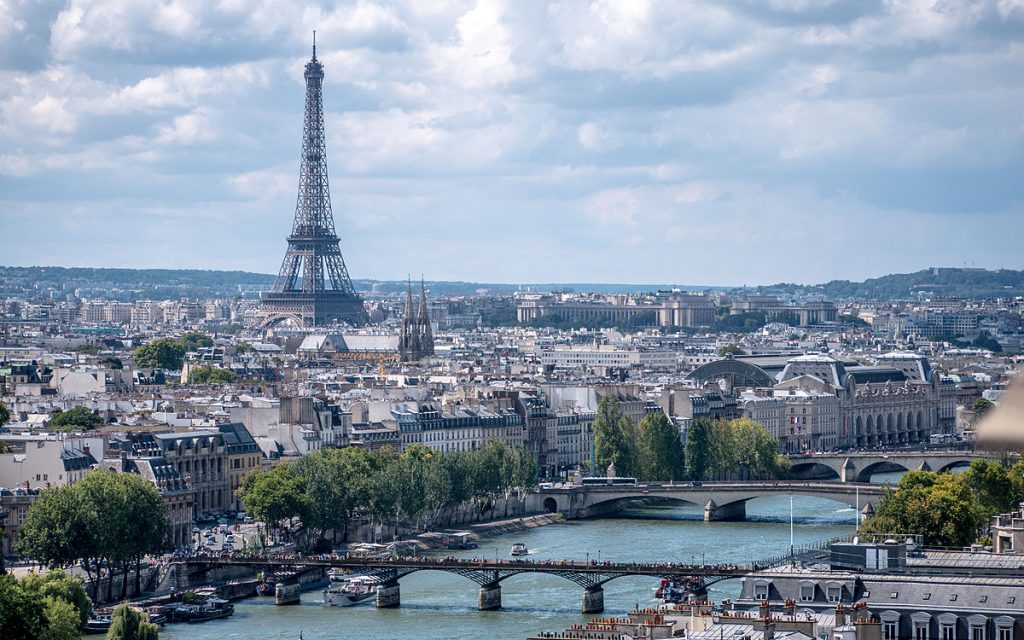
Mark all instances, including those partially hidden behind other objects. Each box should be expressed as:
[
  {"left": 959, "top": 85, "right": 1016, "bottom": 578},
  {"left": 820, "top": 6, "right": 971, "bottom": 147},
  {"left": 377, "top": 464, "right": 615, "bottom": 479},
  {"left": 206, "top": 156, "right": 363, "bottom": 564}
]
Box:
[{"left": 1, "top": 0, "right": 1021, "bottom": 283}]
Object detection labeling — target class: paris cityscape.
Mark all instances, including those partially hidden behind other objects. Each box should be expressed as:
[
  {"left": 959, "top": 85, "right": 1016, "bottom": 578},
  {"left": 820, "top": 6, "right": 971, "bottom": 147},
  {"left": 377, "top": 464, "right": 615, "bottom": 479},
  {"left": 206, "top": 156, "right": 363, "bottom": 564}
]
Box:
[{"left": 1, "top": 2, "right": 1023, "bottom": 640}]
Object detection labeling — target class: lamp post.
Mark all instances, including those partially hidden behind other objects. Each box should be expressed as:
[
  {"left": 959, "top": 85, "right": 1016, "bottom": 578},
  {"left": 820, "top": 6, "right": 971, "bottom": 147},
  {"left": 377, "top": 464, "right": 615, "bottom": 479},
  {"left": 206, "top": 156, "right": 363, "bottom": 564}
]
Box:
[
  {"left": 598, "top": 549, "right": 601, "bottom": 564},
  {"left": 586, "top": 552, "right": 590, "bottom": 565}
]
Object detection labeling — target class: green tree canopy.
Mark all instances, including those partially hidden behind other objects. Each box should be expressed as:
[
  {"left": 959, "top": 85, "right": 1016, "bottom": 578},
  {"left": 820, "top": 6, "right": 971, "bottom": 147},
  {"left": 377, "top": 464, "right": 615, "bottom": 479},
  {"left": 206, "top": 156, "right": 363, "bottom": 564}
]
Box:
[
  {"left": 133, "top": 338, "right": 186, "bottom": 370},
  {"left": 963, "top": 459, "right": 1018, "bottom": 516},
  {"left": 48, "top": 406, "right": 103, "bottom": 431},
  {"left": 0, "top": 571, "right": 91, "bottom": 640},
  {"left": 106, "top": 603, "right": 159, "bottom": 640},
  {"left": 637, "top": 411, "right": 684, "bottom": 481},
  {"left": 592, "top": 397, "right": 639, "bottom": 478},
  {"left": 98, "top": 356, "right": 124, "bottom": 369},
  {"left": 188, "top": 365, "right": 237, "bottom": 384},
  {"left": 860, "top": 471, "right": 981, "bottom": 547},
  {"left": 971, "top": 398, "right": 995, "bottom": 422},
  {"left": 238, "top": 464, "right": 305, "bottom": 531},
  {"left": 179, "top": 332, "right": 214, "bottom": 352},
  {"left": 0, "top": 401, "right": 10, "bottom": 426},
  {"left": 18, "top": 471, "right": 168, "bottom": 602},
  {"left": 684, "top": 417, "right": 713, "bottom": 481},
  {"left": 717, "top": 343, "right": 746, "bottom": 356}
]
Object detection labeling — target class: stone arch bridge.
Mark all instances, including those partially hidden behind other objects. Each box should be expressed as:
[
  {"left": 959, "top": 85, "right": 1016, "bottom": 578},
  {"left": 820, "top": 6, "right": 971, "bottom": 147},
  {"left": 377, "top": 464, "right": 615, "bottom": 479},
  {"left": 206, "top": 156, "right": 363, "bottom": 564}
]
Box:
[
  {"left": 526, "top": 481, "right": 884, "bottom": 522},
  {"left": 787, "top": 451, "right": 992, "bottom": 483}
]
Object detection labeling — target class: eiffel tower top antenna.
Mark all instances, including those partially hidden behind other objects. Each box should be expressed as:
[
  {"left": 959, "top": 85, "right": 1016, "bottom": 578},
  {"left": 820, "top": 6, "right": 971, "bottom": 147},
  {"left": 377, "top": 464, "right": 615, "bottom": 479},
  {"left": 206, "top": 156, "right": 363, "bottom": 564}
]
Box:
[{"left": 312, "top": 30, "right": 316, "bottom": 60}]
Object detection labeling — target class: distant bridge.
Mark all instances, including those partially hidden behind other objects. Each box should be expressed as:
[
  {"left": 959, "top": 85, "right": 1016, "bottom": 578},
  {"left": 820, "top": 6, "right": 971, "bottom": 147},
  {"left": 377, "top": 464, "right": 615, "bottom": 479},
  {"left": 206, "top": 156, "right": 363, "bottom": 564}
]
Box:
[
  {"left": 787, "top": 450, "right": 993, "bottom": 483},
  {"left": 173, "top": 554, "right": 767, "bottom": 613},
  {"left": 526, "top": 481, "right": 884, "bottom": 521}
]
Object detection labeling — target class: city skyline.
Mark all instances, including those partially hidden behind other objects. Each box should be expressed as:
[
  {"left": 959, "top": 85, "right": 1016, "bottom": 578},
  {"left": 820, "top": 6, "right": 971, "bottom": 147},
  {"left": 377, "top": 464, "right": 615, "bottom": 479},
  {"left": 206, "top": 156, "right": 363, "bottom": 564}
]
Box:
[{"left": 1, "top": 1, "right": 1022, "bottom": 286}]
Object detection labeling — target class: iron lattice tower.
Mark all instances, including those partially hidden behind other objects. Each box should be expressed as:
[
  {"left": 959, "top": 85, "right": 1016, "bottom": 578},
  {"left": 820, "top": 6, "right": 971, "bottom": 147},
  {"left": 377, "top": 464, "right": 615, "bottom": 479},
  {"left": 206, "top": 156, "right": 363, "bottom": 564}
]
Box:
[{"left": 259, "top": 38, "right": 369, "bottom": 328}]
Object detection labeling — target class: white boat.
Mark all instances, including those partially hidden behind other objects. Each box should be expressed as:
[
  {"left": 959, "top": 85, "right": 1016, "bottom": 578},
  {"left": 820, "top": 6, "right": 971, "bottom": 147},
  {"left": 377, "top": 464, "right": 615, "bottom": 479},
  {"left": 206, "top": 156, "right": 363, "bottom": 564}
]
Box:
[
  {"left": 323, "top": 575, "right": 380, "bottom": 607},
  {"left": 510, "top": 542, "right": 529, "bottom": 556}
]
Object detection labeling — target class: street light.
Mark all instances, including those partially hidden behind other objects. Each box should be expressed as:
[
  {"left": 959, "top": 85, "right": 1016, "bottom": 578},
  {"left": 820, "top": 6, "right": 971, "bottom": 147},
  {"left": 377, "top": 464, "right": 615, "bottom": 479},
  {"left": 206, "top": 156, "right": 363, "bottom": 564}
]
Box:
[
  {"left": 586, "top": 552, "right": 590, "bottom": 565},
  {"left": 598, "top": 549, "right": 601, "bottom": 564}
]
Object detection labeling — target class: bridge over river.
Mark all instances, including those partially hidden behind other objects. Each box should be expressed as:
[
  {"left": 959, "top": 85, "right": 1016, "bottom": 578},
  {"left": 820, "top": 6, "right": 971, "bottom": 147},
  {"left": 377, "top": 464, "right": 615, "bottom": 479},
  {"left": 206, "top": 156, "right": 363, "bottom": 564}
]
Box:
[
  {"left": 173, "top": 552, "right": 793, "bottom": 613},
  {"left": 787, "top": 450, "right": 990, "bottom": 483},
  {"left": 527, "top": 481, "right": 885, "bottom": 521}
]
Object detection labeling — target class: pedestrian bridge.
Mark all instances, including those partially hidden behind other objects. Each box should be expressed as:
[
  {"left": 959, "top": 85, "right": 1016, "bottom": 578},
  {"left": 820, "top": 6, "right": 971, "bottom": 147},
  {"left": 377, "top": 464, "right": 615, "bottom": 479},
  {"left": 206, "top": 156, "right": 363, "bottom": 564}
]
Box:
[
  {"left": 526, "top": 481, "right": 884, "bottom": 521},
  {"left": 787, "top": 450, "right": 992, "bottom": 483},
  {"left": 173, "top": 554, "right": 764, "bottom": 613}
]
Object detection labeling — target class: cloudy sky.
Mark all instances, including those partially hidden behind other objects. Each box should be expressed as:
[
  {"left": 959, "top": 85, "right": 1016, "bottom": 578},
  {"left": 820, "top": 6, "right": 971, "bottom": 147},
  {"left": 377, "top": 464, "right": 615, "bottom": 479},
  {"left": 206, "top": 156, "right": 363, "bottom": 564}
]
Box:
[{"left": 1, "top": 0, "right": 1022, "bottom": 286}]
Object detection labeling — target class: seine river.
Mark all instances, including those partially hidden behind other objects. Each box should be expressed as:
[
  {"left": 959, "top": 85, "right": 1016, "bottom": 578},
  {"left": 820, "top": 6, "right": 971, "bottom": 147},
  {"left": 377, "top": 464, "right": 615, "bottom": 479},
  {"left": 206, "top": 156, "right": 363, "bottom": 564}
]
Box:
[{"left": 162, "top": 488, "right": 880, "bottom": 640}]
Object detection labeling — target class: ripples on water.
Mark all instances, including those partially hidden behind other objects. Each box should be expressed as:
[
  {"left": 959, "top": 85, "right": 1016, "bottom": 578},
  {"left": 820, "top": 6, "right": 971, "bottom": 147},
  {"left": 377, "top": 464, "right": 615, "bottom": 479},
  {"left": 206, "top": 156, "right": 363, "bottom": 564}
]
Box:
[{"left": 164, "top": 493, "right": 867, "bottom": 640}]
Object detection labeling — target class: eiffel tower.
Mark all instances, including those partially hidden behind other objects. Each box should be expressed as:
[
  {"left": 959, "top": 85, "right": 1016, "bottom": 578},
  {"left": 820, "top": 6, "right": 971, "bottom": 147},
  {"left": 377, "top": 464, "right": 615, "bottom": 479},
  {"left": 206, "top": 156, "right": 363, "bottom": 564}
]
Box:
[{"left": 259, "top": 37, "right": 369, "bottom": 329}]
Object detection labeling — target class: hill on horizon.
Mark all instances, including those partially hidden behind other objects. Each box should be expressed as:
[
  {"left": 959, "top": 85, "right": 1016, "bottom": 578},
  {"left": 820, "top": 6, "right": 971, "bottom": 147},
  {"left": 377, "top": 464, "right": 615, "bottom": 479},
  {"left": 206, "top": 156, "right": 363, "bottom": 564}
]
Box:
[{"left": 1, "top": 265, "right": 1021, "bottom": 300}]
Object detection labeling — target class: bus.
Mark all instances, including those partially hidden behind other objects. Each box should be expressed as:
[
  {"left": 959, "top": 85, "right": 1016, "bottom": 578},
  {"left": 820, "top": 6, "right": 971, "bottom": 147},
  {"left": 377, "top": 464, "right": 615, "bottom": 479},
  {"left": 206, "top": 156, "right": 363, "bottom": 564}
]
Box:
[{"left": 580, "top": 477, "right": 638, "bottom": 486}]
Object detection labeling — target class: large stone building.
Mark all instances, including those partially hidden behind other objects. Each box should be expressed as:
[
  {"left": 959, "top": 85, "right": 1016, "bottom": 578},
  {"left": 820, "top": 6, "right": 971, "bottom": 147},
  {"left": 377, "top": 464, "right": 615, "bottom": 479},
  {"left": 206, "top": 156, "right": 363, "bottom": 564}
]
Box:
[
  {"left": 776, "top": 352, "right": 940, "bottom": 449},
  {"left": 116, "top": 430, "right": 233, "bottom": 516}
]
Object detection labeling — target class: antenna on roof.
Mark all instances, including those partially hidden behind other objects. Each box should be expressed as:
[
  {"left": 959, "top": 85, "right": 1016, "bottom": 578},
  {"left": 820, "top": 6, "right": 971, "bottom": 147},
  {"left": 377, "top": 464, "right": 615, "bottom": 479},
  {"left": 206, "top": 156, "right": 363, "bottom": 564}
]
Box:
[{"left": 312, "top": 30, "right": 317, "bottom": 59}]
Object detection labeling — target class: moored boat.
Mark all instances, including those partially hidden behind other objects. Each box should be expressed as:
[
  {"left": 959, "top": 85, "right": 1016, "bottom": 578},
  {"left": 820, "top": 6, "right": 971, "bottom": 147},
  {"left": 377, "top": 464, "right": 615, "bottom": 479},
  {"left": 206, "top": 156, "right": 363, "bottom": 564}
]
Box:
[{"left": 169, "top": 597, "right": 234, "bottom": 623}]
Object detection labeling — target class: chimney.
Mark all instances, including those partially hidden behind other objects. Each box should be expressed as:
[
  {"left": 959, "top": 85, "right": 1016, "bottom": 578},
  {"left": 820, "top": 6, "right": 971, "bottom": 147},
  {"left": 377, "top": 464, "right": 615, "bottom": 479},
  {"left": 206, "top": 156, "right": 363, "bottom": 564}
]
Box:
[
  {"left": 764, "top": 620, "right": 775, "bottom": 640},
  {"left": 760, "top": 600, "right": 771, "bottom": 620},
  {"left": 784, "top": 599, "right": 796, "bottom": 617},
  {"left": 836, "top": 604, "right": 847, "bottom": 628}
]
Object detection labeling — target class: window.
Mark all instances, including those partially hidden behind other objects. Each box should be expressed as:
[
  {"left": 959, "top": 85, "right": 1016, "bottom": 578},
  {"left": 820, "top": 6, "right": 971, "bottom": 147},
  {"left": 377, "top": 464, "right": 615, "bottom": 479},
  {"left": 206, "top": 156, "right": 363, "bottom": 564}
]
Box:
[
  {"left": 891, "top": 592, "right": 899, "bottom": 599},
  {"left": 980, "top": 596, "right": 988, "bottom": 603},
  {"left": 997, "top": 628, "right": 1011, "bottom": 640},
  {"left": 923, "top": 593, "right": 931, "bottom": 601},
  {"left": 941, "top": 624, "right": 956, "bottom": 640},
  {"left": 972, "top": 626, "right": 986, "bottom": 640},
  {"left": 1009, "top": 598, "right": 1016, "bottom": 605},
  {"left": 827, "top": 586, "right": 842, "bottom": 603},
  {"left": 755, "top": 584, "right": 769, "bottom": 600},
  {"left": 915, "top": 623, "right": 929, "bottom": 640},
  {"left": 800, "top": 585, "right": 815, "bottom": 602},
  {"left": 884, "top": 622, "right": 898, "bottom": 640},
  {"left": 951, "top": 595, "right": 958, "bottom": 602}
]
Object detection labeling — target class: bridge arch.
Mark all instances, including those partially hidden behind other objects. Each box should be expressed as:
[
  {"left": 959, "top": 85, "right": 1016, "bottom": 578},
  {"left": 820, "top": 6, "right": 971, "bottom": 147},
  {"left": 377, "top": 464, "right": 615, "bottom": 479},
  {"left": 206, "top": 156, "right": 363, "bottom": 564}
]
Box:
[
  {"left": 543, "top": 497, "right": 558, "bottom": 513},
  {"left": 936, "top": 459, "right": 973, "bottom": 473},
  {"left": 855, "top": 460, "right": 909, "bottom": 483},
  {"left": 789, "top": 461, "right": 842, "bottom": 481}
]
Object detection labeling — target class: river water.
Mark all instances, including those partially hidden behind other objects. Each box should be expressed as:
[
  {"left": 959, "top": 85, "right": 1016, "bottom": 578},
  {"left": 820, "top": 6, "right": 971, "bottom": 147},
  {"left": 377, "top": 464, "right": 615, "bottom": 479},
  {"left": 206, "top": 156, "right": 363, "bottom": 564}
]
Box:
[{"left": 162, "top": 490, "right": 877, "bottom": 640}]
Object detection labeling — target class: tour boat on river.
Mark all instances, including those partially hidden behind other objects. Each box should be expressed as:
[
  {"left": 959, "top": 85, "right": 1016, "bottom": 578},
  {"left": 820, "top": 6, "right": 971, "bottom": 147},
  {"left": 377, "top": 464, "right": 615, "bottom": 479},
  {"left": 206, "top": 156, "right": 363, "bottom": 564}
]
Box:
[
  {"left": 510, "top": 542, "right": 529, "bottom": 556},
  {"left": 323, "top": 575, "right": 381, "bottom": 607}
]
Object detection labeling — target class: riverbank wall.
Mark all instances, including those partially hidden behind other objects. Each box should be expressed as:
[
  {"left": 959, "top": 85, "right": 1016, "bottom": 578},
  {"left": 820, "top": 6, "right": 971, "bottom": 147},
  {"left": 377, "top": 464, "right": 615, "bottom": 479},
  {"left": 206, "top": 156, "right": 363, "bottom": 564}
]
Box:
[{"left": 401, "top": 512, "right": 566, "bottom": 551}]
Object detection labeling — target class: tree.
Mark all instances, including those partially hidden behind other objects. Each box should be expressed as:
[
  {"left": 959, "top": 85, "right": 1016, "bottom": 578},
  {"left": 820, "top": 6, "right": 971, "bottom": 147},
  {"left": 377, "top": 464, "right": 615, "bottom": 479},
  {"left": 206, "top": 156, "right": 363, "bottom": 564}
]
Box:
[
  {"left": 19, "top": 471, "right": 168, "bottom": 602},
  {"left": 592, "top": 397, "right": 638, "bottom": 478},
  {"left": 729, "top": 418, "right": 787, "bottom": 479},
  {"left": 971, "top": 398, "right": 995, "bottom": 423},
  {"left": 178, "top": 332, "right": 213, "bottom": 353},
  {"left": 235, "top": 342, "right": 255, "bottom": 354},
  {"left": 98, "top": 356, "right": 124, "bottom": 369},
  {"left": 39, "top": 596, "right": 82, "bottom": 640},
  {"left": 860, "top": 471, "right": 980, "bottom": 547},
  {"left": 133, "top": 338, "right": 185, "bottom": 370},
  {"left": 188, "top": 365, "right": 237, "bottom": 384},
  {"left": 19, "top": 570, "right": 91, "bottom": 629},
  {"left": 238, "top": 465, "right": 305, "bottom": 534},
  {"left": 0, "top": 401, "right": 10, "bottom": 427},
  {"left": 684, "top": 418, "right": 713, "bottom": 481},
  {"left": 0, "top": 571, "right": 90, "bottom": 640},
  {"left": 964, "top": 459, "right": 1017, "bottom": 516},
  {"left": 48, "top": 406, "right": 103, "bottom": 431},
  {"left": 717, "top": 343, "right": 746, "bottom": 356},
  {"left": 105, "top": 603, "right": 159, "bottom": 640},
  {"left": 637, "top": 412, "right": 684, "bottom": 481}
]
